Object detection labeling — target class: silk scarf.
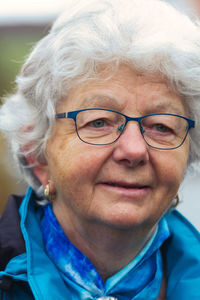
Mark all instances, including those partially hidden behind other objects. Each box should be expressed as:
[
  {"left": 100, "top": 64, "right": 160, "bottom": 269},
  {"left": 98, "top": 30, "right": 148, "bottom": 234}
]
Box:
[{"left": 41, "top": 204, "right": 170, "bottom": 300}]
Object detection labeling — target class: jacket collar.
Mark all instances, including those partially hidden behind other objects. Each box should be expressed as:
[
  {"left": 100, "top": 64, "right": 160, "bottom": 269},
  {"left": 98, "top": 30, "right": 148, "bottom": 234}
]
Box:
[
  {"left": 19, "top": 187, "right": 72, "bottom": 300},
  {"left": 1, "top": 188, "right": 71, "bottom": 300}
]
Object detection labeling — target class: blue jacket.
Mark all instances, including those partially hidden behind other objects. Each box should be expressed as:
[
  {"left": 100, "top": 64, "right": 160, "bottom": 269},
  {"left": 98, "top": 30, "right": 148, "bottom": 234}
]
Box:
[{"left": 0, "top": 187, "right": 200, "bottom": 299}]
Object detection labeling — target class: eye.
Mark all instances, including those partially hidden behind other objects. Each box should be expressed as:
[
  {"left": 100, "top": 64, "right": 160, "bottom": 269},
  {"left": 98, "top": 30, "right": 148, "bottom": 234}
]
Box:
[
  {"left": 154, "top": 124, "right": 172, "bottom": 133},
  {"left": 90, "top": 119, "right": 106, "bottom": 128}
]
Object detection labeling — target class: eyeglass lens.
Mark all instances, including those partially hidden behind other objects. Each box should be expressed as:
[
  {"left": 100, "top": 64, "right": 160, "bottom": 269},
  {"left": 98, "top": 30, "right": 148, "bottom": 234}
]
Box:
[{"left": 75, "top": 109, "right": 189, "bottom": 148}]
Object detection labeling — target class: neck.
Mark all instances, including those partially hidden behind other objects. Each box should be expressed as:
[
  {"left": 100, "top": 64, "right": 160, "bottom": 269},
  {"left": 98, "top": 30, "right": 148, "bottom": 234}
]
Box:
[{"left": 53, "top": 203, "right": 156, "bottom": 281}]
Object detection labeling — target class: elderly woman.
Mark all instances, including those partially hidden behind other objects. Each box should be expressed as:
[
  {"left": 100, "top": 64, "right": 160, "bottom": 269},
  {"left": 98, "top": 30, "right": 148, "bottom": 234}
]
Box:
[{"left": 0, "top": 0, "right": 200, "bottom": 299}]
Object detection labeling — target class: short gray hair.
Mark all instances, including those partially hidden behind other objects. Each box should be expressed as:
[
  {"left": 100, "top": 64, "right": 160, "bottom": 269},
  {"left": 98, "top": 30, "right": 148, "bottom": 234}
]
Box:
[{"left": 1, "top": 0, "right": 200, "bottom": 193}]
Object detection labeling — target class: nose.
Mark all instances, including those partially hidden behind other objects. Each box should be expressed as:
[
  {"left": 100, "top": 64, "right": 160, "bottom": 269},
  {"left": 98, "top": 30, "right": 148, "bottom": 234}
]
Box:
[{"left": 113, "top": 122, "right": 149, "bottom": 168}]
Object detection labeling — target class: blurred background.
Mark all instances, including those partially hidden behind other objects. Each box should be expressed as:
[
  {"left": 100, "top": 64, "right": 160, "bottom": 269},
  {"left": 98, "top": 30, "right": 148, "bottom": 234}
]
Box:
[
  {"left": 0, "top": 0, "right": 66, "bottom": 211},
  {"left": 0, "top": 0, "right": 199, "bottom": 230}
]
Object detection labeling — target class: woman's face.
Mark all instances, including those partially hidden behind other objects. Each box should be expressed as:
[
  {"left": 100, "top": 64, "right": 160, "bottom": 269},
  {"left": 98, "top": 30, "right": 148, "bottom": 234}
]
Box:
[{"left": 43, "top": 65, "right": 189, "bottom": 230}]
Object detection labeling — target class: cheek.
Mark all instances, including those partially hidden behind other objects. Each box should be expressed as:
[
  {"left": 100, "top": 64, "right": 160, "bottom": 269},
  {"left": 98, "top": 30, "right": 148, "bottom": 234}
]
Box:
[
  {"left": 65, "top": 146, "right": 107, "bottom": 181},
  {"left": 48, "top": 143, "right": 112, "bottom": 214},
  {"left": 47, "top": 138, "right": 110, "bottom": 194},
  {"left": 151, "top": 146, "right": 188, "bottom": 195}
]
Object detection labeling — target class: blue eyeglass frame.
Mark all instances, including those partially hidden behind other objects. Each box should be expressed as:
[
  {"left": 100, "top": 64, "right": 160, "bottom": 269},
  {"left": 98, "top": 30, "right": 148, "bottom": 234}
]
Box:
[{"left": 55, "top": 108, "right": 195, "bottom": 149}]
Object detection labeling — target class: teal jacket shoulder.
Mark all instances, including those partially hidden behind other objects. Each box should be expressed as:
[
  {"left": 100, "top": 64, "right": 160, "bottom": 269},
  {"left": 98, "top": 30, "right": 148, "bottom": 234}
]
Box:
[{"left": 164, "top": 210, "right": 200, "bottom": 299}]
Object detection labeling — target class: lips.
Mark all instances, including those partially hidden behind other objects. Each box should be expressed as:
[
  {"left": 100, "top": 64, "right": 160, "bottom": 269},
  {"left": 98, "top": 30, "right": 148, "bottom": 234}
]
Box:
[
  {"left": 100, "top": 181, "right": 149, "bottom": 189},
  {"left": 97, "top": 181, "right": 151, "bottom": 198}
]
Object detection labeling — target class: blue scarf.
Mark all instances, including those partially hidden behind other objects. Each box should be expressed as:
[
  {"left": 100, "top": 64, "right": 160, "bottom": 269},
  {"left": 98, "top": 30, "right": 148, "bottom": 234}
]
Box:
[{"left": 41, "top": 204, "right": 170, "bottom": 300}]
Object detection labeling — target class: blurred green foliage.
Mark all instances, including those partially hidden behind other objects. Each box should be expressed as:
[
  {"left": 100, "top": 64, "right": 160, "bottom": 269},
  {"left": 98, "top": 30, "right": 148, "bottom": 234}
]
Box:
[
  {"left": 0, "top": 24, "right": 50, "bottom": 212},
  {"left": 0, "top": 25, "right": 48, "bottom": 100}
]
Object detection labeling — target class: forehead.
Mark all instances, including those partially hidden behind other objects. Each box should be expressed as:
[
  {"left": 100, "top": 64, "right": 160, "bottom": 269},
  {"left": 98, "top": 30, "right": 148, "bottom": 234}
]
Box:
[{"left": 58, "top": 65, "right": 185, "bottom": 115}]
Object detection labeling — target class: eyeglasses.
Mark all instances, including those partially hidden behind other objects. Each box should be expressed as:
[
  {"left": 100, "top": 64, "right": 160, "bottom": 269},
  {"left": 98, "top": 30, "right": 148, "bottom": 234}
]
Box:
[{"left": 55, "top": 108, "right": 195, "bottom": 150}]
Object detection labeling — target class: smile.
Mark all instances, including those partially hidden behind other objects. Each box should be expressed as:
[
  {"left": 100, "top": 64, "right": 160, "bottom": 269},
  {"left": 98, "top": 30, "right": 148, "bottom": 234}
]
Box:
[
  {"left": 98, "top": 181, "right": 151, "bottom": 198},
  {"left": 102, "top": 182, "right": 147, "bottom": 189}
]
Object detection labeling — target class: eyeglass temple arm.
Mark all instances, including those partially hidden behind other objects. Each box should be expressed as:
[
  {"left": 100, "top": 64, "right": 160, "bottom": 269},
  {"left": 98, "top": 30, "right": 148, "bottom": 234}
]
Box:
[
  {"left": 56, "top": 112, "right": 78, "bottom": 120},
  {"left": 188, "top": 119, "right": 195, "bottom": 129},
  {"left": 55, "top": 113, "right": 67, "bottom": 119}
]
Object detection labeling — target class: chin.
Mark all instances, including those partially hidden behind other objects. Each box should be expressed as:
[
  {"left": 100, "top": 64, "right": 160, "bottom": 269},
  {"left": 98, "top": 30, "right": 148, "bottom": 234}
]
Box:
[{"left": 98, "top": 211, "right": 155, "bottom": 230}]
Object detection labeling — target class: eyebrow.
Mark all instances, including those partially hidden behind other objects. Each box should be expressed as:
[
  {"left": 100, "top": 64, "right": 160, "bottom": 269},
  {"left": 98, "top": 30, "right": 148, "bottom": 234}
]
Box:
[
  {"left": 76, "top": 95, "right": 124, "bottom": 110},
  {"left": 76, "top": 94, "right": 186, "bottom": 116},
  {"left": 150, "top": 102, "right": 186, "bottom": 115}
]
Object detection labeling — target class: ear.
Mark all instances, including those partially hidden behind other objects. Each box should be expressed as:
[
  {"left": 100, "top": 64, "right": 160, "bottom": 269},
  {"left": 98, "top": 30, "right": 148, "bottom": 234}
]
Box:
[{"left": 26, "top": 152, "right": 50, "bottom": 188}]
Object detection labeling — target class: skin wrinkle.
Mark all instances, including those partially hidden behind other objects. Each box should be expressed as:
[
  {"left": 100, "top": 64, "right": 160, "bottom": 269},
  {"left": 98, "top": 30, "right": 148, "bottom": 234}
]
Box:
[
  {"left": 67, "top": 94, "right": 186, "bottom": 117},
  {"left": 62, "top": 73, "right": 187, "bottom": 119},
  {"left": 36, "top": 64, "right": 189, "bottom": 280}
]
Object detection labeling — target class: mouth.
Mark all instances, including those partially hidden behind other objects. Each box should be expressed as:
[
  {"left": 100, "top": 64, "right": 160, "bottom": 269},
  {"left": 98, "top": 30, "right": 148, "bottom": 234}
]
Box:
[
  {"left": 101, "top": 181, "right": 148, "bottom": 189},
  {"left": 97, "top": 181, "right": 151, "bottom": 198}
]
